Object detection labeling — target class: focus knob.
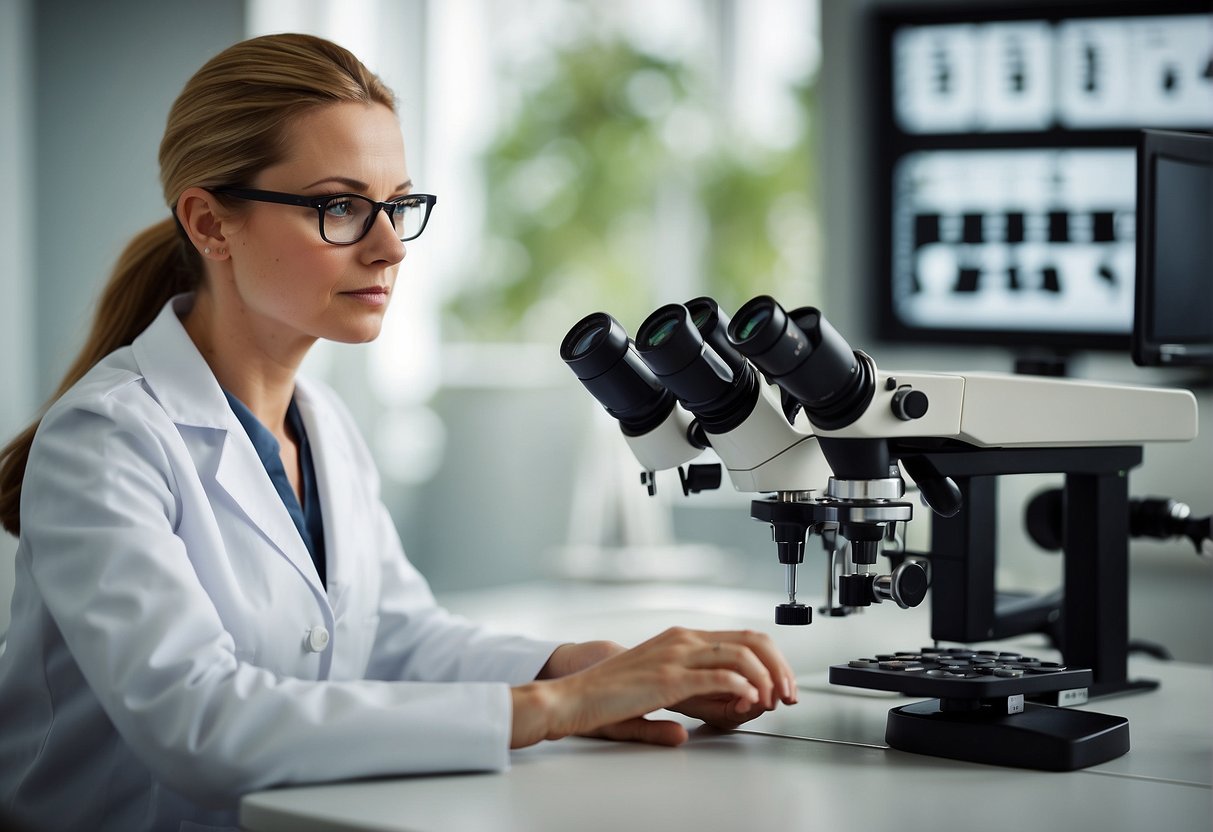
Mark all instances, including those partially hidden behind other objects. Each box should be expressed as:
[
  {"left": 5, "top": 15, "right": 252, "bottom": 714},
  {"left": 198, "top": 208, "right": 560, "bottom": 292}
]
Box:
[
  {"left": 775, "top": 603, "right": 811, "bottom": 625},
  {"left": 891, "top": 387, "right": 929, "bottom": 421},
  {"left": 872, "top": 561, "right": 930, "bottom": 609}
]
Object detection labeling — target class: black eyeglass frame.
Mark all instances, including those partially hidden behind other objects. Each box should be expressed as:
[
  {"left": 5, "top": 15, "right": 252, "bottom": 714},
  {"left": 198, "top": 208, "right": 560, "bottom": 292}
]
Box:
[{"left": 209, "top": 187, "right": 437, "bottom": 245}]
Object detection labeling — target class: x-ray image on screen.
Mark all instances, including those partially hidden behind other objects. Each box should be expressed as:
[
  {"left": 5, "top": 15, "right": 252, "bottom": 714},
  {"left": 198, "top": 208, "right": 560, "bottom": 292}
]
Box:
[
  {"left": 894, "top": 14, "right": 1213, "bottom": 134},
  {"left": 872, "top": 1, "right": 1213, "bottom": 350},
  {"left": 892, "top": 149, "right": 1136, "bottom": 333}
]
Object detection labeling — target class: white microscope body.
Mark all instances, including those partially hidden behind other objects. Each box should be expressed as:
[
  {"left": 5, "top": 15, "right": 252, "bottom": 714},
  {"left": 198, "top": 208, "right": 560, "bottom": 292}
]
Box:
[{"left": 561, "top": 295, "right": 1201, "bottom": 692}]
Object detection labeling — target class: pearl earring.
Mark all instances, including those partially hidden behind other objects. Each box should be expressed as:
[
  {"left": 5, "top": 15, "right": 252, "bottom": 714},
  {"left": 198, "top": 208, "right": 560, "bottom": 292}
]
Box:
[{"left": 204, "top": 247, "right": 211, "bottom": 255}]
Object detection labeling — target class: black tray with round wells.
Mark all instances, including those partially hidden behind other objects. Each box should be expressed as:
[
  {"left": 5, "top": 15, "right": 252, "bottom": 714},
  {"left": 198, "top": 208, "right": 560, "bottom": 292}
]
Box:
[
  {"left": 827, "top": 647, "right": 1129, "bottom": 771},
  {"left": 828, "top": 647, "right": 1091, "bottom": 701}
]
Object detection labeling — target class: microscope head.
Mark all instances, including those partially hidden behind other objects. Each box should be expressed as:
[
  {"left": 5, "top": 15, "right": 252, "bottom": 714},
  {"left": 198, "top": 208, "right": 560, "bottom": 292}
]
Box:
[
  {"left": 561, "top": 296, "right": 928, "bottom": 623},
  {"left": 726, "top": 296, "right": 902, "bottom": 557}
]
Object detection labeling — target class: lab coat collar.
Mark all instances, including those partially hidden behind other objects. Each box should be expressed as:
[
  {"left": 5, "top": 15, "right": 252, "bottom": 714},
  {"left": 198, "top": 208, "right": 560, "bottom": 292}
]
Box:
[
  {"left": 131, "top": 294, "right": 235, "bottom": 430},
  {"left": 131, "top": 294, "right": 330, "bottom": 603}
]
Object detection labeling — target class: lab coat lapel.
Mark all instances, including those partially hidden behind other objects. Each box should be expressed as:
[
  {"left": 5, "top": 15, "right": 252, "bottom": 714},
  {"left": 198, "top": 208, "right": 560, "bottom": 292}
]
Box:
[
  {"left": 292, "top": 380, "right": 349, "bottom": 606},
  {"left": 210, "top": 431, "right": 326, "bottom": 597},
  {"left": 130, "top": 294, "right": 327, "bottom": 598}
]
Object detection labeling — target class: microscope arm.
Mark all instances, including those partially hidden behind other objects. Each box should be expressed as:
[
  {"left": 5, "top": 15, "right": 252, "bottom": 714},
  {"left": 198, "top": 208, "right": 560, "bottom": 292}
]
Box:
[{"left": 815, "top": 370, "right": 1199, "bottom": 448}]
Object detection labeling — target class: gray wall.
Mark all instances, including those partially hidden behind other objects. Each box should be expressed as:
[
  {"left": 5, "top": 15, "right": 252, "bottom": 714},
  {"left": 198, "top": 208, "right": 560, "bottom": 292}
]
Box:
[
  {"left": 0, "top": 0, "right": 245, "bottom": 642},
  {"left": 33, "top": 0, "right": 247, "bottom": 394},
  {"left": 0, "top": 0, "right": 35, "bottom": 643}
]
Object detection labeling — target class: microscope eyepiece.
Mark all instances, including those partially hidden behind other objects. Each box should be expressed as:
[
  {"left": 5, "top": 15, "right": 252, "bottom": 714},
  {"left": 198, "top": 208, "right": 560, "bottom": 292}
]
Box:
[
  {"left": 562, "top": 313, "right": 628, "bottom": 376},
  {"left": 566, "top": 321, "right": 608, "bottom": 359},
  {"left": 729, "top": 296, "right": 785, "bottom": 357},
  {"left": 560, "top": 312, "right": 676, "bottom": 437},
  {"left": 689, "top": 302, "right": 715, "bottom": 330},
  {"left": 642, "top": 313, "right": 681, "bottom": 350},
  {"left": 634, "top": 302, "right": 759, "bottom": 435},
  {"left": 727, "top": 296, "right": 875, "bottom": 431},
  {"left": 635, "top": 304, "right": 714, "bottom": 377}
]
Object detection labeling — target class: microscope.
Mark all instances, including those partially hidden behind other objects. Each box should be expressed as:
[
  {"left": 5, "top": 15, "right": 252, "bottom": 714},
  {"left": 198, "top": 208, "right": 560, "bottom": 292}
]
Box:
[{"left": 560, "top": 295, "right": 1202, "bottom": 770}]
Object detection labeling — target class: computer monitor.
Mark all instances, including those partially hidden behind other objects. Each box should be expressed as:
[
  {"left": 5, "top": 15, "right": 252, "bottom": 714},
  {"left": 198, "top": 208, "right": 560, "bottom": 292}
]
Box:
[
  {"left": 1133, "top": 128, "right": 1213, "bottom": 367},
  {"left": 868, "top": 0, "right": 1213, "bottom": 353}
]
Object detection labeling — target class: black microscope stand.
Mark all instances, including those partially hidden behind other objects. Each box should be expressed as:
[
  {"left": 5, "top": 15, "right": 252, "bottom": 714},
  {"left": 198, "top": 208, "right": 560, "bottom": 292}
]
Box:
[{"left": 900, "top": 444, "right": 1152, "bottom": 698}]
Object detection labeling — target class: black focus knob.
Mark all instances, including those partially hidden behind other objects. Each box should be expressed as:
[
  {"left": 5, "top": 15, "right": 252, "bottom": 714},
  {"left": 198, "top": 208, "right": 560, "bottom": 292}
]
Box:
[
  {"left": 871, "top": 562, "right": 930, "bottom": 608},
  {"left": 837, "top": 573, "right": 875, "bottom": 607},
  {"left": 890, "top": 561, "right": 929, "bottom": 608},
  {"left": 679, "top": 463, "right": 722, "bottom": 496},
  {"left": 891, "top": 387, "right": 929, "bottom": 421},
  {"left": 775, "top": 603, "right": 811, "bottom": 625}
]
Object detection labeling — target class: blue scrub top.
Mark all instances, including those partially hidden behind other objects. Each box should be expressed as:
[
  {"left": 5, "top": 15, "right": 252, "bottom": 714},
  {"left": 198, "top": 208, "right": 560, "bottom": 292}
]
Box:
[{"left": 223, "top": 390, "right": 327, "bottom": 587}]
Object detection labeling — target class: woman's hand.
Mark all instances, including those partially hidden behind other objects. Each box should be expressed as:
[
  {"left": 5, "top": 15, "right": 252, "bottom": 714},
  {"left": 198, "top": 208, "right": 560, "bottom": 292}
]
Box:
[
  {"left": 511, "top": 627, "right": 797, "bottom": 749},
  {"left": 535, "top": 640, "right": 626, "bottom": 680}
]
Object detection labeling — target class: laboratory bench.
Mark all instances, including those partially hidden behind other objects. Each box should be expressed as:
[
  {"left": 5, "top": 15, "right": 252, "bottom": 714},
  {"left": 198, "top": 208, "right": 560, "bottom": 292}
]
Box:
[{"left": 240, "top": 582, "right": 1213, "bottom": 832}]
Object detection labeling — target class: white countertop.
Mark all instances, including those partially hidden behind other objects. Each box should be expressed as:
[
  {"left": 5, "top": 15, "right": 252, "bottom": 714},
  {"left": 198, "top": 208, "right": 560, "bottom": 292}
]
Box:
[{"left": 240, "top": 581, "right": 1213, "bottom": 832}]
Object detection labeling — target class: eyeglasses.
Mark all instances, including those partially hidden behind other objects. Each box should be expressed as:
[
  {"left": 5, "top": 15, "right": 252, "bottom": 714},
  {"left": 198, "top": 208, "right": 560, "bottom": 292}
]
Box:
[{"left": 210, "top": 187, "right": 437, "bottom": 245}]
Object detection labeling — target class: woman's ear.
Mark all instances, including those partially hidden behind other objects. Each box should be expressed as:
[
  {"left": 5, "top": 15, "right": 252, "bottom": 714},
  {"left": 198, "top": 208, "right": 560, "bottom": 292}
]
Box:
[{"left": 176, "top": 187, "right": 232, "bottom": 259}]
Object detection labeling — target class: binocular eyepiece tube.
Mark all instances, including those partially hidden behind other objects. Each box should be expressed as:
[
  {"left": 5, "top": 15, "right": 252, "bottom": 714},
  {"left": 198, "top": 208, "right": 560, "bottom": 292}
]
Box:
[
  {"left": 559, "top": 312, "right": 675, "bottom": 437},
  {"left": 561, "top": 299, "right": 765, "bottom": 441},
  {"left": 727, "top": 295, "right": 875, "bottom": 431},
  {"left": 561, "top": 296, "right": 879, "bottom": 438},
  {"left": 634, "top": 300, "right": 760, "bottom": 435}
]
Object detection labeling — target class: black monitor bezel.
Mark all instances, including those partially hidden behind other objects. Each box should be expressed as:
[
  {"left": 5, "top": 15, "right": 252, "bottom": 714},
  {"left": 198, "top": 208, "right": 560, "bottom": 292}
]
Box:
[
  {"left": 867, "top": 0, "right": 1213, "bottom": 353},
  {"left": 1133, "top": 128, "right": 1213, "bottom": 367}
]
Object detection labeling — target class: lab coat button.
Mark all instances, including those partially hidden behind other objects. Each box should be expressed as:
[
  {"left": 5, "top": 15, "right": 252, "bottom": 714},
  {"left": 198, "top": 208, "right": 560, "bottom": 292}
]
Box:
[{"left": 306, "top": 625, "right": 330, "bottom": 652}]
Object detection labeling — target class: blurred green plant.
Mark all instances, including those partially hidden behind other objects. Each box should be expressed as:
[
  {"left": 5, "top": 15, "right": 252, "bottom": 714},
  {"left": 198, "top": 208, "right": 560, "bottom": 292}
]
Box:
[{"left": 446, "top": 30, "right": 819, "bottom": 341}]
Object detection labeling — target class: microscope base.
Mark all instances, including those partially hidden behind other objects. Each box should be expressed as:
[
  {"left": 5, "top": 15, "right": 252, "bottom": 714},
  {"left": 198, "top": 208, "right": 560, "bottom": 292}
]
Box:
[{"left": 885, "top": 699, "right": 1129, "bottom": 771}]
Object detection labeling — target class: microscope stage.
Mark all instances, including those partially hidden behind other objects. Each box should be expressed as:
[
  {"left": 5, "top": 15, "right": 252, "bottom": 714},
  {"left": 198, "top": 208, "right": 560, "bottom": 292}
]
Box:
[
  {"left": 828, "top": 647, "right": 1129, "bottom": 770},
  {"left": 829, "top": 648, "right": 1091, "bottom": 701}
]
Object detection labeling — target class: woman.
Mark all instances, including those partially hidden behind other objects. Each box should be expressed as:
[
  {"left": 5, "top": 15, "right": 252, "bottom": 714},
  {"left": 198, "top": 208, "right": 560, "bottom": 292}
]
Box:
[{"left": 0, "top": 33, "right": 797, "bottom": 831}]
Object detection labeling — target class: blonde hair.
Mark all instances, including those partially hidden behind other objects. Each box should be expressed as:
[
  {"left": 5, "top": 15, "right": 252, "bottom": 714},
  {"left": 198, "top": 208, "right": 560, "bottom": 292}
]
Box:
[{"left": 0, "top": 33, "right": 396, "bottom": 535}]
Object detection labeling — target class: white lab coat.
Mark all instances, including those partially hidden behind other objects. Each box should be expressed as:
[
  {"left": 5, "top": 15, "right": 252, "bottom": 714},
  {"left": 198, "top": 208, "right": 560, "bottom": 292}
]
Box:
[{"left": 0, "top": 295, "right": 562, "bottom": 832}]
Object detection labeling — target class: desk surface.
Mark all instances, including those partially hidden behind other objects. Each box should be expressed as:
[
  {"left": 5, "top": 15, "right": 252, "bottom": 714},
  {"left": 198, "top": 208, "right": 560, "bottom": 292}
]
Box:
[{"left": 240, "top": 583, "right": 1213, "bottom": 832}]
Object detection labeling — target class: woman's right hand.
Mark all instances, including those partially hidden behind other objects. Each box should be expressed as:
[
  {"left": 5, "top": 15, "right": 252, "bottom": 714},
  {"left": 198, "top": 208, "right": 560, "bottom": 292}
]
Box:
[{"left": 509, "top": 627, "right": 797, "bottom": 749}]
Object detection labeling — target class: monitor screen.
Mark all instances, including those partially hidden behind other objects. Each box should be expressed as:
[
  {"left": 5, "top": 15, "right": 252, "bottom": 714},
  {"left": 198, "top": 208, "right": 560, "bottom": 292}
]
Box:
[
  {"left": 869, "top": 0, "right": 1213, "bottom": 351},
  {"left": 1133, "top": 129, "right": 1213, "bottom": 366}
]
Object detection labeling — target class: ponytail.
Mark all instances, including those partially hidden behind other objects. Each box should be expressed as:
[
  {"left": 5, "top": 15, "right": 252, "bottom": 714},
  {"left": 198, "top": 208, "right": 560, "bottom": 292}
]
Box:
[{"left": 0, "top": 218, "right": 200, "bottom": 535}]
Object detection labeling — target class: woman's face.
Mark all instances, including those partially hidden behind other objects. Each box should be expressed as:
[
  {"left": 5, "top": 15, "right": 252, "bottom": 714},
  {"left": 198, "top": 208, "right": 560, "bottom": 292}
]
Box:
[{"left": 220, "top": 101, "right": 410, "bottom": 347}]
